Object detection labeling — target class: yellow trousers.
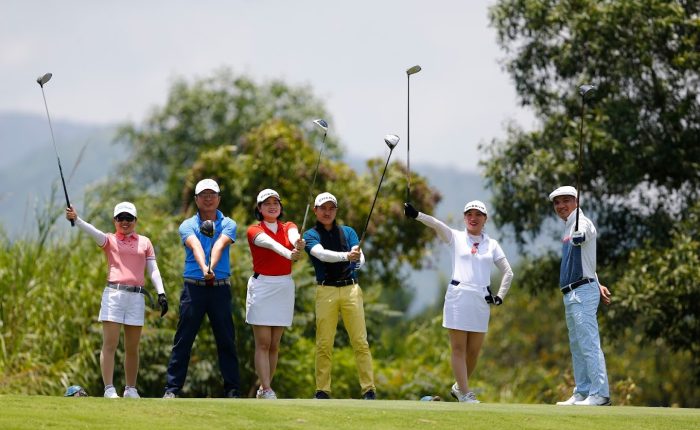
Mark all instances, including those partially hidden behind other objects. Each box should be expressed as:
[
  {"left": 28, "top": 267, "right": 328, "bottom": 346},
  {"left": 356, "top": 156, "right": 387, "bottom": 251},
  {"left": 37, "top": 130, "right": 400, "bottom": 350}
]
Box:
[{"left": 315, "top": 284, "right": 375, "bottom": 394}]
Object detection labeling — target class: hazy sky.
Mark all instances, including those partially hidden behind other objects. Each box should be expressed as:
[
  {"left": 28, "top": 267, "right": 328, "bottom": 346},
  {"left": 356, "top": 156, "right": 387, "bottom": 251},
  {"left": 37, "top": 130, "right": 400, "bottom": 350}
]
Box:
[{"left": 1, "top": 0, "right": 534, "bottom": 173}]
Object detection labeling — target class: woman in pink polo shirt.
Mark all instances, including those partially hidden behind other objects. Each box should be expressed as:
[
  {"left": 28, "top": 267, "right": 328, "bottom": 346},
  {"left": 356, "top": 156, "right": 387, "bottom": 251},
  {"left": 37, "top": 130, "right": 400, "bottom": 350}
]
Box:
[
  {"left": 66, "top": 202, "right": 167, "bottom": 399},
  {"left": 246, "top": 189, "right": 304, "bottom": 399}
]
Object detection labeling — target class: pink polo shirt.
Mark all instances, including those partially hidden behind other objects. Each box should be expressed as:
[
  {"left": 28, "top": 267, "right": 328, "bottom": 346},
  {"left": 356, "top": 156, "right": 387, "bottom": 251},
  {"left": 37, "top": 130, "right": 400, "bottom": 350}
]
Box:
[{"left": 102, "top": 232, "right": 155, "bottom": 285}]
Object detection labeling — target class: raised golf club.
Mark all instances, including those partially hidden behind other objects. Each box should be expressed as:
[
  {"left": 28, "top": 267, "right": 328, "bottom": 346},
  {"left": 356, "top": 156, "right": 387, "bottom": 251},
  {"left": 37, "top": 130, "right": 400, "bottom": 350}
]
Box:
[
  {"left": 575, "top": 83, "right": 597, "bottom": 231},
  {"left": 300, "top": 119, "right": 329, "bottom": 233},
  {"left": 36, "top": 72, "right": 74, "bottom": 226},
  {"left": 200, "top": 220, "right": 215, "bottom": 275},
  {"left": 406, "top": 65, "right": 421, "bottom": 203},
  {"left": 358, "top": 134, "right": 400, "bottom": 248}
]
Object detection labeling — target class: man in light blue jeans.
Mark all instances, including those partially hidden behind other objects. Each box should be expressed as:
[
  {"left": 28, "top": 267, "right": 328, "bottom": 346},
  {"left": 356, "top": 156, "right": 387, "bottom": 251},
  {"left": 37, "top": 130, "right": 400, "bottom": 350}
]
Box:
[{"left": 549, "top": 186, "right": 611, "bottom": 406}]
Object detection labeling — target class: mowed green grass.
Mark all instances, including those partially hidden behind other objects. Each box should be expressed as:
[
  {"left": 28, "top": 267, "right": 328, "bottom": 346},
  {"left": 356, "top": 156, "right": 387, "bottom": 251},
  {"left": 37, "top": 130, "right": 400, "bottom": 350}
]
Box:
[{"left": 1, "top": 396, "right": 699, "bottom": 430}]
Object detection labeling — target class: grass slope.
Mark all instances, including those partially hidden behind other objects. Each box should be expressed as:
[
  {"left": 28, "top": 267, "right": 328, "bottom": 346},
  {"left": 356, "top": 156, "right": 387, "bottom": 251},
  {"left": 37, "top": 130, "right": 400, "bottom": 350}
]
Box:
[{"left": 1, "top": 396, "right": 698, "bottom": 430}]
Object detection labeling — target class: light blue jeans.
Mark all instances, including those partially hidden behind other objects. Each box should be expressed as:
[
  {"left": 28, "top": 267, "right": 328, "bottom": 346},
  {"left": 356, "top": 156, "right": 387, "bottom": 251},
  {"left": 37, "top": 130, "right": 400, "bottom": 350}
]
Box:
[{"left": 563, "top": 282, "right": 610, "bottom": 397}]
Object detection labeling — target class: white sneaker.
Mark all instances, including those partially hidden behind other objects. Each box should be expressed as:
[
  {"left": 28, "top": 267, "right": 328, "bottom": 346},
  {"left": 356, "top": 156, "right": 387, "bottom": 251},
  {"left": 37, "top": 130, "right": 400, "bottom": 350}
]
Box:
[
  {"left": 104, "top": 386, "right": 119, "bottom": 398},
  {"left": 556, "top": 393, "right": 586, "bottom": 405},
  {"left": 256, "top": 387, "right": 264, "bottom": 399},
  {"left": 575, "top": 394, "right": 611, "bottom": 406},
  {"left": 163, "top": 392, "right": 176, "bottom": 399},
  {"left": 450, "top": 383, "right": 480, "bottom": 404},
  {"left": 123, "top": 386, "right": 140, "bottom": 398},
  {"left": 260, "top": 388, "right": 277, "bottom": 399}
]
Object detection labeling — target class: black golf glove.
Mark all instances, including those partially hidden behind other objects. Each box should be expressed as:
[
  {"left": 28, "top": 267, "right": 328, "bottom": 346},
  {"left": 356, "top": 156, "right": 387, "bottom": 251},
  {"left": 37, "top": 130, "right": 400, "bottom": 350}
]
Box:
[
  {"left": 158, "top": 294, "right": 168, "bottom": 317},
  {"left": 484, "top": 286, "right": 503, "bottom": 305},
  {"left": 404, "top": 203, "right": 419, "bottom": 219}
]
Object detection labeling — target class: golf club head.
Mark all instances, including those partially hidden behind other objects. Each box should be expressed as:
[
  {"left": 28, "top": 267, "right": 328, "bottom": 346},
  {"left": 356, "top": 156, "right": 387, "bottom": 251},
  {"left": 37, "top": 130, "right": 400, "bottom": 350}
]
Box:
[
  {"left": 199, "top": 220, "right": 215, "bottom": 238},
  {"left": 578, "top": 84, "right": 597, "bottom": 98},
  {"left": 37, "top": 73, "right": 52, "bottom": 87},
  {"left": 384, "top": 134, "right": 400, "bottom": 149},
  {"left": 313, "top": 119, "right": 328, "bottom": 132},
  {"left": 406, "top": 65, "right": 422, "bottom": 75}
]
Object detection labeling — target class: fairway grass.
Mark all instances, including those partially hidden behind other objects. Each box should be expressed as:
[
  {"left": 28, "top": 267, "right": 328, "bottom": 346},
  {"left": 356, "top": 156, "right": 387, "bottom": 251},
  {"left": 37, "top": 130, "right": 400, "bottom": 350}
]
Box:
[{"left": 1, "top": 395, "right": 699, "bottom": 430}]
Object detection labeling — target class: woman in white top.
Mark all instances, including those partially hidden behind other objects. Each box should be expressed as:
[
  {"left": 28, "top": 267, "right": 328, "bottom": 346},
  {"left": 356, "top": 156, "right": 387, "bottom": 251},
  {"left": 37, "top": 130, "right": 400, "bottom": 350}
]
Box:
[{"left": 405, "top": 200, "right": 513, "bottom": 403}]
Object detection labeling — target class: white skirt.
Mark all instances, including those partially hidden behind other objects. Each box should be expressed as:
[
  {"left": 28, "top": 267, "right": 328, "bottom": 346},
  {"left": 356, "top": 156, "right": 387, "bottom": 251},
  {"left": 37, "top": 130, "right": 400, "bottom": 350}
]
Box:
[
  {"left": 246, "top": 274, "right": 295, "bottom": 327},
  {"left": 98, "top": 287, "right": 145, "bottom": 326},
  {"left": 442, "top": 282, "right": 490, "bottom": 332}
]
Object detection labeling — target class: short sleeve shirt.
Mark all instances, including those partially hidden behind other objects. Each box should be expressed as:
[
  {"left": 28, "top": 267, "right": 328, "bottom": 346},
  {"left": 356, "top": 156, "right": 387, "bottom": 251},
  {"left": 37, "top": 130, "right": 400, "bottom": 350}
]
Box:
[
  {"left": 247, "top": 221, "right": 296, "bottom": 276},
  {"left": 179, "top": 210, "right": 237, "bottom": 279},
  {"left": 102, "top": 232, "right": 155, "bottom": 285},
  {"left": 448, "top": 230, "right": 505, "bottom": 287}
]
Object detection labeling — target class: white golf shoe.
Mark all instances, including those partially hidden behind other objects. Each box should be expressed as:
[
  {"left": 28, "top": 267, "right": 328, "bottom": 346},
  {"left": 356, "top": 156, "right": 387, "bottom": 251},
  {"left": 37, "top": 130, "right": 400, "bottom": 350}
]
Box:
[
  {"left": 104, "top": 386, "right": 119, "bottom": 398},
  {"left": 556, "top": 393, "right": 586, "bottom": 405},
  {"left": 575, "top": 394, "right": 611, "bottom": 406},
  {"left": 450, "top": 383, "right": 480, "bottom": 404},
  {"left": 259, "top": 388, "right": 277, "bottom": 399},
  {"left": 123, "top": 386, "right": 140, "bottom": 398}
]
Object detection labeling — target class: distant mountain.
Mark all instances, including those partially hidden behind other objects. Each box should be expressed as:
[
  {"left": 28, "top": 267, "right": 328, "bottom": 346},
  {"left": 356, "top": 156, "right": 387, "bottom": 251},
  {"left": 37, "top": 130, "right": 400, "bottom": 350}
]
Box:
[{"left": 0, "top": 112, "right": 122, "bottom": 236}]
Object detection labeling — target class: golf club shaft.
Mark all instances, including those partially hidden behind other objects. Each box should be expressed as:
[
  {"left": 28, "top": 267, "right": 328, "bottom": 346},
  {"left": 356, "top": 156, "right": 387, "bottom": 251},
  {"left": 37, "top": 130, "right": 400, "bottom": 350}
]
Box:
[
  {"left": 358, "top": 148, "right": 395, "bottom": 248},
  {"left": 207, "top": 241, "right": 214, "bottom": 274},
  {"left": 576, "top": 97, "right": 585, "bottom": 232},
  {"left": 406, "top": 74, "right": 411, "bottom": 203},
  {"left": 40, "top": 87, "right": 74, "bottom": 227},
  {"left": 300, "top": 130, "right": 328, "bottom": 233}
]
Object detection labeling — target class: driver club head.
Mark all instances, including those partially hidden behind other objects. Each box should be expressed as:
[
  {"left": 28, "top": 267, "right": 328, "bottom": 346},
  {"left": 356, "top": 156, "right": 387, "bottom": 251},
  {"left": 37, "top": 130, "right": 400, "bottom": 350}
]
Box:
[
  {"left": 406, "top": 65, "right": 422, "bottom": 76},
  {"left": 36, "top": 72, "right": 52, "bottom": 87},
  {"left": 199, "top": 220, "right": 215, "bottom": 238},
  {"left": 313, "top": 119, "right": 328, "bottom": 132},
  {"left": 384, "top": 134, "right": 400, "bottom": 149},
  {"left": 578, "top": 84, "right": 597, "bottom": 98}
]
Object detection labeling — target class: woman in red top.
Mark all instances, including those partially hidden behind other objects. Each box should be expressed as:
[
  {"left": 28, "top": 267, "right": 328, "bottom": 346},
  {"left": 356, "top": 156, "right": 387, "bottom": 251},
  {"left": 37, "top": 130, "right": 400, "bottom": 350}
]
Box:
[{"left": 246, "top": 189, "right": 304, "bottom": 399}]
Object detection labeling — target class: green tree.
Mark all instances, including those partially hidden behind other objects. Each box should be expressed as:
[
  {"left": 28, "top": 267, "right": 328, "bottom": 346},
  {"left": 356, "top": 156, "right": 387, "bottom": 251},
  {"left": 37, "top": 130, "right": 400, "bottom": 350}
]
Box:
[{"left": 116, "top": 68, "right": 337, "bottom": 213}]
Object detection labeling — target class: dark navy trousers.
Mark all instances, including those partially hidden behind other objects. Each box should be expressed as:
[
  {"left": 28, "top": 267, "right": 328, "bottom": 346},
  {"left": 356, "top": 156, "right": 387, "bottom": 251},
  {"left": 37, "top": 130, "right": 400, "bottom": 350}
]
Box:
[{"left": 164, "top": 281, "right": 241, "bottom": 395}]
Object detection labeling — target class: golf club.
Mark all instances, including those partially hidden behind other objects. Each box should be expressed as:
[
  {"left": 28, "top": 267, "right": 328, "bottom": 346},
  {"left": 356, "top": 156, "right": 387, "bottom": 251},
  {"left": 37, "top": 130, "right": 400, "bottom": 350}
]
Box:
[
  {"left": 200, "top": 220, "right": 215, "bottom": 275},
  {"left": 300, "top": 119, "right": 329, "bottom": 233},
  {"left": 358, "top": 134, "right": 400, "bottom": 248},
  {"left": 36, "top": 72, "right": 74, "bottom": 226},
  {"left": 405, "top": 65, "right": 421, "bottom": 203},
  {"left": 575, "top": 84, "right": 597, "bottom": 231}
]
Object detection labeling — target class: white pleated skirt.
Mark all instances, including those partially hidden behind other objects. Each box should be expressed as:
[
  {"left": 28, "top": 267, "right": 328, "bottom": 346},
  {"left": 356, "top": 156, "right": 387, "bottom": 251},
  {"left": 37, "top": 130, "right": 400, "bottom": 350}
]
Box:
[
  {"left": 246, "top": 274, "right": 295, "bottom": 327},
  {"left": 442, "top": 282, "right": 490, "bottom": 333}
]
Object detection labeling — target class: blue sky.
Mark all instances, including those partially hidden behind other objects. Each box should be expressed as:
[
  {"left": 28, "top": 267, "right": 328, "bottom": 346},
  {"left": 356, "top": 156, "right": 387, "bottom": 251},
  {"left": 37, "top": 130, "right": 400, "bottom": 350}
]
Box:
[{"left": 1, "top": 0, "right": 534, "bottom": 173}]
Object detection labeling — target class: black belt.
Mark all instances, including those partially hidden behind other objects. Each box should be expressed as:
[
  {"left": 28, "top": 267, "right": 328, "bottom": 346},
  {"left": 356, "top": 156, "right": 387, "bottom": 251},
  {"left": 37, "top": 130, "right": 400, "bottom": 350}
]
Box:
[
  {"left": 321, "top": 278, "right": 356, "bottom": 287},
  {"left": 184, "top": 278, "right": 231, "bottom": 287},
  {"left": 560, "top": 278, "right": 595, "bottom": 294},
  {"left": 107, "top": 283, "right": 154, "bottom": 308},
  {"left": 450, "top": 279, "right": 460, "bottom": 286}
]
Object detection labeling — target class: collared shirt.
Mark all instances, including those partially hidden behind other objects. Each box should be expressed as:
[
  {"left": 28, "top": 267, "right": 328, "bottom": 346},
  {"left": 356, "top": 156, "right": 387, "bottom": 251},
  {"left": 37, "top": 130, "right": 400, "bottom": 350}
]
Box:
[
  {"left": 179, "top": 210, "right": 237, "bottom": 279},
  {"left": 449, "top": 231, "right": 505, "bottom": 288},
  {"left": 102, "top": 232, "right": 155, "bottom": 285},
  {"left": 559, "top": 208, "right": 597, "bottom": 287},
  {"left": 247, "top": 220, "right": 296, "bottom": 276},
  {"left": 303, "top": 221, "right": 359, "bottom": 283}
]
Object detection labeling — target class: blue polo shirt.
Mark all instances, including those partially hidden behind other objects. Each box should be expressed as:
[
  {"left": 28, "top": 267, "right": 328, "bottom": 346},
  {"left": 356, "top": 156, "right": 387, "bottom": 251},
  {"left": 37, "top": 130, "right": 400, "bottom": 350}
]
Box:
[{"left": 179, "top": 210, "right": 237, "bottom": 279}]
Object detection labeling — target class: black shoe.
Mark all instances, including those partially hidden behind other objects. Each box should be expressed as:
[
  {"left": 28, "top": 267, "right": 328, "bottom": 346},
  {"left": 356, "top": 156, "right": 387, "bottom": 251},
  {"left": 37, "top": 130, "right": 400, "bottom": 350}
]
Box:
[
  {"left": 363, "top": 390, "right": 376, "bottom": 400},
  {"left": 314, "top": 390, "right": 330, "bottom": 399},
  {"left": 226, "top": 389, "right": 241, "bottom": 398}
]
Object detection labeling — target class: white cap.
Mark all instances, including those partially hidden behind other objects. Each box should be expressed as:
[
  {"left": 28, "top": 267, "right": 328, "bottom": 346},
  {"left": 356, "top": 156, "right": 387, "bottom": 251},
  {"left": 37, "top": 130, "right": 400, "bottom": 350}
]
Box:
[
  {"left": 463, "top": 200, "right": 487, "bottom": 215},
  {"left": 314, "top": 192, "right": 337, "bottom": 207},
  {"left": 549, "top": 186, "right": 577, "bottom": 201},
  {"left": 113, "top": 201, "right": 137, "bottom": 218},
  {"left": 257, "top": 188, "right": 281, "bottom": 204},
  {"left": 195, "top": 179, "right": 220, "bottom": 195}
]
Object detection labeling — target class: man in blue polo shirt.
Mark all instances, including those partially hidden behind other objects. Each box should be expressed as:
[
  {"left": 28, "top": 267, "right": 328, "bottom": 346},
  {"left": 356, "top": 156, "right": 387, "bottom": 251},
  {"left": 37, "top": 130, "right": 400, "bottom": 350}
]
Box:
[
  {"left": 303, "top": 192, "right": 376, "bottom": 400},
  {"left": 550, "top": 186, "right": 611, "bottom": 406},
  {"left": 163, "top": 178, "right": 241, "bottom": 398}
]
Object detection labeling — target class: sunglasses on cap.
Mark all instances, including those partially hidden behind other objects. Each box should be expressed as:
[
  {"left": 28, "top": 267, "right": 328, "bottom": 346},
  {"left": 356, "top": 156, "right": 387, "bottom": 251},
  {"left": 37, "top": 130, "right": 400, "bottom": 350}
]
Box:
[{"left": 115, "top": 213, "right": 136, "bottom": 222}]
